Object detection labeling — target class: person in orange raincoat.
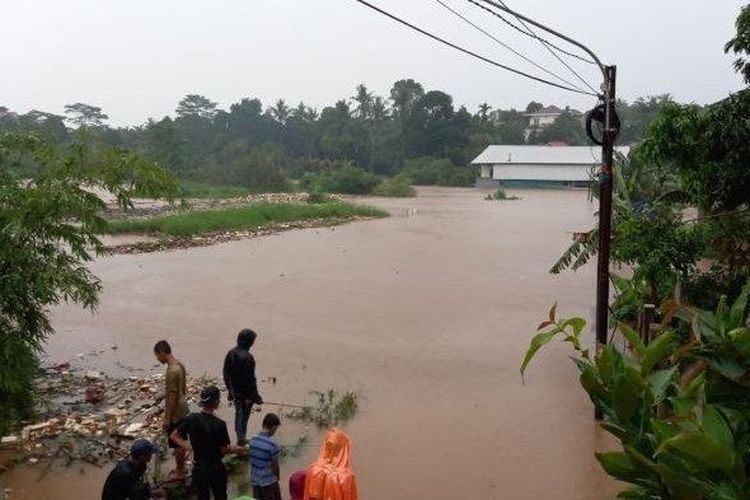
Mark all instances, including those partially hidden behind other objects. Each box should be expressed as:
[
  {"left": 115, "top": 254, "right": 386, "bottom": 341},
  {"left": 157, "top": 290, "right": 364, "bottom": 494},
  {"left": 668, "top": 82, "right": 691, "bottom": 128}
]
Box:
[{"left": 303, "top": 428, "right": 358, "bottom": 500}]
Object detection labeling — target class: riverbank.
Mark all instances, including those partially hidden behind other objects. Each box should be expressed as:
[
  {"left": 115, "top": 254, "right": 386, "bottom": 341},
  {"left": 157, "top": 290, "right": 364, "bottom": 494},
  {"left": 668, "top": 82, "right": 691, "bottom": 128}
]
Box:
[
  {"left": 104, "top": 200, "right": 387, "bottom": 254},
  {"left": 2, "top": 187, "right": 619, "bottom": 499}
]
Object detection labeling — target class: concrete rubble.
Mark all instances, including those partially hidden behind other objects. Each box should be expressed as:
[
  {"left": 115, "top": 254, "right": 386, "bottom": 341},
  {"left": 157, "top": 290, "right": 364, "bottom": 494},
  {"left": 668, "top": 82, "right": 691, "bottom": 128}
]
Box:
[{"left": 0, "top": 362, "right": 218, "bottom": 471}]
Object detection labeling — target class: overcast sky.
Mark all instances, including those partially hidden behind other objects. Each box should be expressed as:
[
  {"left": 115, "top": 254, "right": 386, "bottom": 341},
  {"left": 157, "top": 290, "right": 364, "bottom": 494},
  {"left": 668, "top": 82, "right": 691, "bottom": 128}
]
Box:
[{"left": 1, "top": 0, "right": 746, "bottom": 126}]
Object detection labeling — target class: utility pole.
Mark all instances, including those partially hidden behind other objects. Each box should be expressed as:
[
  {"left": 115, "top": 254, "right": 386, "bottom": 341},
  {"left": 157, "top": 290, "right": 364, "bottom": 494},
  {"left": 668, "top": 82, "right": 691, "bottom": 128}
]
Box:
[{"left": 595, "top": 66, "right": 617, "bottom": 350}]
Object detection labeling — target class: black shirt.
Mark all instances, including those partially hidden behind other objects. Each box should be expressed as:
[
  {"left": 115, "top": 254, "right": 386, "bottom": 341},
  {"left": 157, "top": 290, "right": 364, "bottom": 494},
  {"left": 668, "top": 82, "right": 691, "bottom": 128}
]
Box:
[
  {"left": 101, "top": 459, "right": 151, "bottom": 500},
  {"left": 223, "top": 347, "right": 261, "bottom": 401},
  {"left": 177, "top": 412, "right": 230, "bottom": 467}
]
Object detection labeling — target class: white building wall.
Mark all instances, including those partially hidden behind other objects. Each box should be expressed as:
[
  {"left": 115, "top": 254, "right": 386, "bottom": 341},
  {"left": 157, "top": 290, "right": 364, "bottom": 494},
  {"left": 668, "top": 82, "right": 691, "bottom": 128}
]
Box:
[{"left": 491, "top": 163, "right": 593, "bottom": 182}]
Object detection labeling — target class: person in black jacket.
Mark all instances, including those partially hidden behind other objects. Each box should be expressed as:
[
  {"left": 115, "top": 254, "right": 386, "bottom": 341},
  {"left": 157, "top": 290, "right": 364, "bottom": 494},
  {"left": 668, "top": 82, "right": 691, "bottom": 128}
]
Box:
[
  {"left": 101, "top": 439, "right": 156, "bottom": 500},
  {"left": 222, "top": 328, "right": 263, "bottom": 445}
]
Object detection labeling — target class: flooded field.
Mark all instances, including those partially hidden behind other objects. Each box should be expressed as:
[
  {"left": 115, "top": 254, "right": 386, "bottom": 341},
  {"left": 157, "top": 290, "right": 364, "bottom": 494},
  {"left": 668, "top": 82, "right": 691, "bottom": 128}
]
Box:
[{"left": 2, "top": 187, "right": 619, "bottom": 499}]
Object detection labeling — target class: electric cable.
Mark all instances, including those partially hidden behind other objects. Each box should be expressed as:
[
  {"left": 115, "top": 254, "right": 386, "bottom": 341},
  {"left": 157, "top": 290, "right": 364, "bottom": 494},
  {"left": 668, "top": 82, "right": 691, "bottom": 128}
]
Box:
[
  {"left": 352, "top": 0, "right": 597, "bottom": 96},
  {"left": 432, "top": 0, "right": 588, "bottom": 93},
  {"left": 486, "top": 0, "right": 599, "bottom": 94},
  {"left": 465, "top": 0, "right": 596, "bottom": 65}
]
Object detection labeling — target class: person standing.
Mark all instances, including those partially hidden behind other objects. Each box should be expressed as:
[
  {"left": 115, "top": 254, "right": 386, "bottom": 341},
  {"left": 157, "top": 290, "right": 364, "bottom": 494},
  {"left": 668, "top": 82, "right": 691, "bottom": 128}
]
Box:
[
  {"left": 249, "top": 413, "right": 282, "bottom": 500},
  {"left": 101, "top": 439, "right": 157, "bottom": 500},
  {"left": 153, "top": 340, "right": 189, "bottom": 480},
  {"left": 222, "top": 328, "right": 263, "bottom": 445},
  {"left": 170, "top": 385, "right": 248, "bottom": 500}
]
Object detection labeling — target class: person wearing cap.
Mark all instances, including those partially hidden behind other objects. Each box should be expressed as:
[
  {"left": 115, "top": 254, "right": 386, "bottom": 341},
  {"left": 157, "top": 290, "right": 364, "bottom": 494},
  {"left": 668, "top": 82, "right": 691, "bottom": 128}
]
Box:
[
  {"left": 222, "top": 328, "right": 263, "bottom": 445},
  {"left": 170, "top": 385, "right": 248, "bottom": 500},
  {"left": 101, "top": 439, "right": 157, "bottom": 500}
]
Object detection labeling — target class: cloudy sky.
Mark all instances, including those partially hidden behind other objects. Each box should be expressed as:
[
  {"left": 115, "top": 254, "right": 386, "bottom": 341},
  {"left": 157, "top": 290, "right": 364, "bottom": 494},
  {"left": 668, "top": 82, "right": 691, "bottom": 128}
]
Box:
[{"left": 1, "top": 0, "right": 746, "bottom": 126}]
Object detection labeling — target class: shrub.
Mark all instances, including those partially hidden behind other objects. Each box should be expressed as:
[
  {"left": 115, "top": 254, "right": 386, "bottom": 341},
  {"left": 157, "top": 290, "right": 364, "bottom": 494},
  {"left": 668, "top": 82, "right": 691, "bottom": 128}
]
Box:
[
  {"left": 401, "top": 156, "right": 476, "bottom": 187},
  {"left": 306, "top": 190, "right": 331, "bottom": 204},
  {"left": 372, "top": 174, "right": 416, "bottom": 197},
  {"left": 202, "top": 142, "right": 290, "bottom": 192},
  {"left": 301, "top": 163, "right": 379, "bottom": 195},
  {"left": 484, "top": 188, "right": 518, "bottom": 201},
  {"left": 522, "top": 283, "right": 750, "bottom": 498}
]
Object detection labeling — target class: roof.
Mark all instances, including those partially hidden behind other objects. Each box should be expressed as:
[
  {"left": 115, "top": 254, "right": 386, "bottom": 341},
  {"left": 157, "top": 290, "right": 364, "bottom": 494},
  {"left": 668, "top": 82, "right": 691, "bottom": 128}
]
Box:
[
  {"left": 524, "top": 105, "right": 582, "bottom": 117},
  {"left": 471, "top": 145, "right": 630, "bottom": 165}
]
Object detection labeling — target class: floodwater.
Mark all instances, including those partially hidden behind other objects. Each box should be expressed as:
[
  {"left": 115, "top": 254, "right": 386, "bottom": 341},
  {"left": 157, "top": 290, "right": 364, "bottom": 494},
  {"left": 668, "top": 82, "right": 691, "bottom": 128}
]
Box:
[{"left": 2, "top": 187, "right": 620, "bottom": 499}]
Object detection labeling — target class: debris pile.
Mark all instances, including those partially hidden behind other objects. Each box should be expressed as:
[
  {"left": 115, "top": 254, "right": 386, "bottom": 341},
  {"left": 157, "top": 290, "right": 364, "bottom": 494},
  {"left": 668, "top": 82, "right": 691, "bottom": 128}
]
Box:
[{"left": 0, "top": 363, "right": 217, "bottom": 471}]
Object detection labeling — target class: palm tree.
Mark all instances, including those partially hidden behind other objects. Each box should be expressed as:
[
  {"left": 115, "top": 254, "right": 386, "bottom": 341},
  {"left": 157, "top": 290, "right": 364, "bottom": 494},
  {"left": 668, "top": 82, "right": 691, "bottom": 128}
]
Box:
[
  {"left": 269, "top": 99, "right": 290, "bottom": 126},
  {"left": 352, "top": 84, "right": 374, "bottom": 120}
]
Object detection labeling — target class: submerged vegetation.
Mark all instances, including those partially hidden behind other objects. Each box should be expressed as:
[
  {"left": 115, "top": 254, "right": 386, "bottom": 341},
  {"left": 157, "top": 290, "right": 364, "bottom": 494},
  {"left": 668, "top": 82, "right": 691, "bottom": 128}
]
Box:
[
  {"left": 287, "top": 390, "right": 360, "bottom": 429},
  {"left": 484, "top": 188, "right": 519, "bottom": 201}
]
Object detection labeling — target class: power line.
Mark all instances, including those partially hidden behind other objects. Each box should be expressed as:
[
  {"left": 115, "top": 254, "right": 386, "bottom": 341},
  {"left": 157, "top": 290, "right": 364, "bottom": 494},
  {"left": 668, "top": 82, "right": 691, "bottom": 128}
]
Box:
[
  {"left": 351, "top": 0, "right": 597, "bottom": 96},
  {"left": 432, "top": 0, "right": 589, "bottom": 93},
  {"left": 464, "top": 0, "right": 596, "bottom": 66},
  {"left": 487, "top": 0, "right": 599, "bottom": 94}
]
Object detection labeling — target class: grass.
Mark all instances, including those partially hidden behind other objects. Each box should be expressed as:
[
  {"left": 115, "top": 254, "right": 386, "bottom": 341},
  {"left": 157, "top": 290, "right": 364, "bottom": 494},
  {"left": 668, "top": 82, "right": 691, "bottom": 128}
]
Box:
[
  {"left": 107, "top": 202, "right": 387, "bottom": 237},
  {"left": 177, "top": 180, "right": 251, "bottom": 199}
]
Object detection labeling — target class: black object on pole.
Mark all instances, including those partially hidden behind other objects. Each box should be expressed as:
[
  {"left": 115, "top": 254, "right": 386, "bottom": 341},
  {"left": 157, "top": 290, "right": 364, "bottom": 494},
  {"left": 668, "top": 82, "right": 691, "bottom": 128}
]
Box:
[{"left": 595, "top": 66, "right": 617, "bottom": 349}]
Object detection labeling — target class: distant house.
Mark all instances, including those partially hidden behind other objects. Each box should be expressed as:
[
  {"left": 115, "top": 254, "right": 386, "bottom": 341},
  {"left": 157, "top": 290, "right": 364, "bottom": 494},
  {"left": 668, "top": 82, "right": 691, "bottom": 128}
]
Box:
[
  {"left": 472, "top": 145, "right": 630, "bottom": 188},
  {"left": 524, "top": 105, "right": 582, "bottom": 140}
]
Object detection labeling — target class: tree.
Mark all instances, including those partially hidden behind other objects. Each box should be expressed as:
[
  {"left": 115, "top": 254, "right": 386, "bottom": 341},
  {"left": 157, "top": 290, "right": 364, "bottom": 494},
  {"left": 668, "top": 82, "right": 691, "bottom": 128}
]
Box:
[
  {"left": 269, "top": 99, "right": 291, "bottom": 126},
  {"left": 476, "top": 103, "right": 492, "bottom": 121},
  {"left": 389, "top": 78, "right": 424, "bottom": 118},
  {"left": 525, "top": 101, "right": 544, "bottom": 113},
  {"left": 0, "top": 133, "right": 177, "bottom": 433},
  {"left": 64, "top": 102, "right": 108, "bottom": 128},
  {"left": 639, "top": 91, "right": 750, "bottom": 213},
  {"left": 175, "top": 94, "right": 218, "bottom": 120},
  {"left": 371, "top": 96, "right": 388, "bottom": 121},
  {"left": 352, "top": 84, "right": 374, "bottom": 120},
  {"left": 535, "top": 110, "right": 586, "bottom": 145},
  {"left": 725, "top": 3, "right": 750, "bottom": 84}
]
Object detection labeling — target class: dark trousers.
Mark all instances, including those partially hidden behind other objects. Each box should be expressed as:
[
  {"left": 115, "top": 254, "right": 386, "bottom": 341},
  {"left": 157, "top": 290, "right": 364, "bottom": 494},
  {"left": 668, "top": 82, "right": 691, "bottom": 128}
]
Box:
[
  {"left": 193, "top": 462, "right": 228, "bottom": 500},
  {"left": 253, "top": 482, "right": 282, "bottom": 500},
  {"left": 234, "top": 398, "right": 254, "bottom": 443}
]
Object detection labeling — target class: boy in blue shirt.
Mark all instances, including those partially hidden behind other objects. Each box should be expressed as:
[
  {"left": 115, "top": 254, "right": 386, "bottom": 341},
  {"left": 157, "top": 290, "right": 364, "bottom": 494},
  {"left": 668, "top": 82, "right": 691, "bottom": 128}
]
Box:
[{"left": 249, "top": 413, "right": 282, "bottom": 500}]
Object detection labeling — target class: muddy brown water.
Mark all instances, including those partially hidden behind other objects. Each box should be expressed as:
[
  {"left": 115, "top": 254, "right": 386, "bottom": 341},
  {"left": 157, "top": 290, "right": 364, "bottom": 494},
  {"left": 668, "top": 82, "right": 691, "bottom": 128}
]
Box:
[{"left": 2, "top": 187, "right": 621, "bottom": 499}]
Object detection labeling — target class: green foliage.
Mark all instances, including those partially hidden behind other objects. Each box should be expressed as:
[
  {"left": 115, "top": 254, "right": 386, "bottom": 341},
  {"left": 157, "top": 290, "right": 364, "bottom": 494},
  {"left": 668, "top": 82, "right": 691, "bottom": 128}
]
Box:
[
  {"left": 64, "top": 102, "right": 108, "bottom": 128},
  {"left": 301, "top": 164, "right": 380, "bottom": 195},
  {"left": 286, "top": 390, "right": 359, "bottom": 428},
  {"left": 214, "top": 142, "right": 290, "bottom": 192},
  {"left": 484, "top": 188, "right": 519, "bottom": 201},
  {"left": 2, "top": 81, "right": 674, "bottom": 195},
  {"left": 638, "top": 90, "right": 750, "bottom": 212},
  {"left": 372, "top": 174, "right": 416, "bottom": 197},
  {"left": 305, "top": 190, "right": 331, "bottom": 204},
  {"left": 107, "top": 202, "right": 386, "bottom": 237},
  {"left": 0, "top": 132, "right": 177, "bottom": 433},
  {"left": 522, "top": 284, "right": 750, "bottom": 498},
  {"left": 531, "top": 110, "right": 586, "bottom": 145},
  {"left": 725, "top": 3, "right": 750, "bottom": 84},
  {"left": 401, "top": 156, "right": 476, "bottom": 187},
  {"left": 177, "top": 181, "right": 250, "bottom": 199}
]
